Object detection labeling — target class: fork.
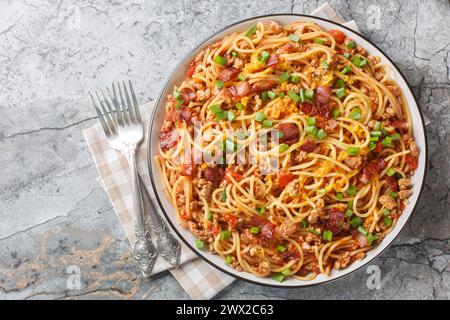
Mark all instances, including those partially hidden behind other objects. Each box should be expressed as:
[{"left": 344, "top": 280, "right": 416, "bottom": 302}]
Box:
[{"left": 90, "top": 81, "right": 157, "bottom": 278}]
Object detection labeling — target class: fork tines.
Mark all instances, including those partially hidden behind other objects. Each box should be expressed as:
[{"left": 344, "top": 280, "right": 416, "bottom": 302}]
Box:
[{"left": 90, "top": 81, "right": 142, "bottom": 136}]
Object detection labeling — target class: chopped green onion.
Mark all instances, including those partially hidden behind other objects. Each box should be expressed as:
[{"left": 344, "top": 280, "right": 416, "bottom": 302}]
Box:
[
  {"left": 336, "top": 87, "right": 346, "bottom": 99},
  {"left": 299, "top": 89, "right": 306, "bottom": 102},
  {"left": 280, "top": 71, "right": 290, "bottom": 82},
  {"left": 357, "top": 226, "right": 368, "bottom": 236},
  {"left": 259, "top": 50, "right": 270, "bottom": 63},
  {"left": 306, "top": 117, "right": 316, "bottom": 126},
  {"left": 391, "top": 133, "right": 401, "bottom": 140},
  {"left": 272, "top": 273, "right": 285, "bottom": 282},
  {"left": 374, "top": 121, "right": 382, "bottom": 131},
  {"left": 320, "top": 60, "right": 329, "bottom": 69},
  {"left": 335, "top": 79, "right": 346, "bottom": 88},
  {"left": 350, "top": 217, "right": 363, "bottom": 228},
  {"left": 351, "top": 56, "right": 368, "bottom": 67},
  {"left": 227, "top": 111, "right": 236, "bottom": 122},
  {"left": 305, "top": 125, "right": 318, "bottom": 137},
  {"left": 381, "top": 128, "right": 388, "bottom": 136},
  {"left": 176, "top": 98, "right": 183, "bottom": 109},
  {"left": 318, "top": 188, "right": 327, "bottom": 195},
  {"left": 382, "top": 136, "right": 393, "bottom": 147},
  {"left": 383, "top": 217, "right": 393, "bottom": 227},
  {"left": 290, "top": 75, "right": 300, "bottom": 83},
  {"left": 255, "top": 111, "right": 266, "bottom": 122},
  {"left": 341, "top": 65, "right": 352, "bottom": 75},
  {"left": 279, "top": 143, "right": 289, "bottom": 152},
  {"left": 317, "top": 129, "right": 327, "bottom": 140},
  {"left": 390, "top": 191, "right": 398, "bottom": 198},
  {"left": 381, "top": 208, "right": 390, "bottom": 217},
  {"left": 256, "top": 206, "right": 266, "bottom": 214},
  {"left": 288, "top": 90, "right": 300, "bottom": 103},
  {"left": 225, "top": 255, "right": 233, "bottom": 264},
  {"left": 300, "top": 220, "right": 309, "bottom": 228},
  {"left": 335, "top": 192, "right": 344, "bottom": 200},
  {"left": 210, "top": 104, "right": 222, "bottom": 114},
  {"left": 349, "top": 108, "right": 362, "bottom": 120},
  {"left": 215, "top": 80, "right": 224, "bottom": 88},
  {"left": 195, "top": 239, "right": 205, "bottom": 249},
  {"left": 214, "top": 55, "right": 228, "bottom": 65},
  {"left": 236, "top": 102, "right": 245, "bottom": 110},
  {"left": 173, "top": 89, "right": 181, "bottom": 99},
  {"left": 261, "top": 91, "right": 268, "bottom": 101},
  {"left": 307, "top": 228, "right": 320, "bottom": 235},
  {"left": 221, "top": 189, "right": 227, "bottom": 202},
  {"left": 236, "top": 130, "right": 249, "bottom": 140},
  {"left": 332, "top": 109, "right": 341, "bottom": 118},
  {"left": 225, "top": 139, "right": 235, "bottom": 152},
  {"left": 245, "top": 25, "right": 257, "bottom": 38},
  {"left": 346, "top": 146, "right": 360, "bottom": 156},
  {"left": 221, "top": 230, "right": 231, "bottom": 240},
  {"left": 277, "top": 245, "right": 286, "bottom": 253},
  {"left": 267, "top": 91, "right": 277, "bottom": 99},
  {"left": 346, "top": 40, "right": 356, "bottom": 48},
  {"left": 368, "top": 141, "right": 378, "bottom": 151},
  {"left": 314, "top": 38, "right": 324, "bottom": 44},
  {"left": 288, "top": 34, "right": 301, "bottom": 42},
  {"left": 304, "top": 89, "right": 315, "bottom": 100},
  {"left": 386, "top": 168, "right": 396, "bottom": 176},
  {"left": 371, "top": 131, "right": 382, "bottom": 137},
  {"left": 262, "top": 119, "right": 273, "bottom": 128},
  {"left": 345, "top": 208, "right": 353, "bottom": 218},
  {"left": 281, "top": 268, "right": 291, "bottom": 276},
  {"left": 249, "top": 226, "right": 260, "bottom": 234},
  {"left": 279, "top": 92, "right": 285, "bottom": 97},
  {"left": 348, "top": 200, "right": 354, "bottom": 209},
  {"left": 367, "top": 233, "right": 378, "bottom": 245},
  {"left": 370, "top": 136, "right": 379, "bottom": 142},
  {"left": 346, "top": 185, "right": 357, "bottom": 196},
  {"left": 237, "top": 73, "right": 247, "bottom": 81},
  {"left": 323, "top": 230, "right": 333, "bottom": 241},
  {"left": 207, "top": 211, "right": 214, "bottom": 221},
  {"left": 231, "top": 51, "right": 239, "bottom": 58},
  {"left": 343, "top": 52, "right": 351, "bottom": 59}
]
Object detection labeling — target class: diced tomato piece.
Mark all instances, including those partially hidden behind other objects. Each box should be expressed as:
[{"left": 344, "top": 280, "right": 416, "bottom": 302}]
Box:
[
  {"left": 266, "top": 54, "right": 280, "bottom": 67},
  {"left": 225, "top": 168, "right": 243, "bottom": 183},
  {"left": 386, "top": 176, "right": 399, "bottom": 192},
  {"left": 391, "top": 120, "right": 408, "bottom": 129},
  {"left": 278, "top": 172, "right": 295, "bottom": 187},
  {"left": 180, "top": 208, "right": 189, "bottom": 220},
  {"left": 406, "top": 155, "right": 419, "bottom": 170},
  {"left": 282, "top": 251, "right": 300, "bottom": 261},
  {"left": 186, "top": 60, "right": 197, "bottom": 77},
  {"left": 181, "top": 163, "right": 195, "bottom": 177},
  {"left": 223, "top": 214, "right": 238, "bottom": 229},
  {"left": 209, "top": 224, "right": 221, "bottom": 235},
  {"left": 181, "top": 89, "right": 196, "bottom": 104},
  {"left": 329, "top": 29, "right": 346, "bottom": 44},
  {"left": 374, "top": 139, "right": 383, "bottom": 153},
  {"left": 160, "top": 130, "right": 179, "bottom": 151}
]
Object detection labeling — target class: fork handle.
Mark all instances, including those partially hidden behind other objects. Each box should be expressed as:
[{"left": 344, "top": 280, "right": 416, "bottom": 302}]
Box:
[{"left": 127, "top": 150, "right": 157, "bottom": 277}]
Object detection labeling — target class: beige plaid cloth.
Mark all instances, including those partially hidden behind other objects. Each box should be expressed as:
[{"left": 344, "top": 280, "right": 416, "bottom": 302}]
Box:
[{"left": 83, "top": 3, "right": 363, "bottom": 300}]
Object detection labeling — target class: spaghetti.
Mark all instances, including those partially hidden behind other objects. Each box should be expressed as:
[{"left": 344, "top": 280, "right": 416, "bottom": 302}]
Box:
[{"left": 156, "top": 20, "right": 419, "bottom": 282}]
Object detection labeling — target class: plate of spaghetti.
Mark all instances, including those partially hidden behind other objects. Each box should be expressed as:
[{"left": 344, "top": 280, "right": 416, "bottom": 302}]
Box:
[{"left": 148, "top": 15, "right": 427, "bottom": 287}]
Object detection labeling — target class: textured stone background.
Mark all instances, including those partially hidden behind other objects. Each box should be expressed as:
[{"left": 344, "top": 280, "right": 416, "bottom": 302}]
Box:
[{"left": 0, "top": 0, "right": 449, "bottom": 300}]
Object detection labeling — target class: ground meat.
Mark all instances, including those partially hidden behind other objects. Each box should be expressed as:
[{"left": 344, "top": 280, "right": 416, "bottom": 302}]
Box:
[
  {"left": 379, "top": 195, "right": 397, "bottom": 210},
  {"left": 293, "top": 151, "right": 308, "bottom": 164},
  {"left": 198, "top": 179, "right": 213, "bottom": 198},
  {"left": 398, "top": 189, "right": 413, "bottom": 200},
  {"left": 269, "top": 20, "right": 283, "bottom": 33},
  {"left": 410, "top": 141, "right": 419, "bottom": 157},
  {"left": 305, "top": 233, "right": 321, "bottom": 246},
  {"left": 343, "top": 156, "right": 363, "bottom": 170},
  {"left": 308, "top": 208, "right": 322, "bottom": 224},
  {"left": 387, "top": 85, "right": 401, "bottom": 96},
  {"left": 188, "top": 221, "right": 213, "bottom": 242},
  {"left": 233, "top": 57, "right": 244, "bottom": 69},
  {"left": 274, "top": 218, "right": 298, "bottom": 240},
  {"left": 251, "top": 80, "right": 278, "bottom": 92},
  {"left": 382, "top": 106, "right": 396, "bottom": 119},
  {"left": 316, "top": 198, "right": 325, "bottom": 209},
  {"left": 196, "top": 88, "right": 211, "bottom": 101},
  {"left": 333, "top": 252, "right": 351, "bottom": 270},
  {"left": 254, "top": 184, "right": 265, "bottom": 199},
  {"left": 398, "top": 178, "right": 411, "bottom": 190}
]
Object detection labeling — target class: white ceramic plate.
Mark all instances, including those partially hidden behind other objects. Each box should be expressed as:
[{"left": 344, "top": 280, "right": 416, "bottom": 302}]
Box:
[{"left": 148, "top": 14, "right": 428, "bottom": 287}]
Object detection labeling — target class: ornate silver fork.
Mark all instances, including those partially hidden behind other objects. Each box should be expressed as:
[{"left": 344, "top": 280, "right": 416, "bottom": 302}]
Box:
[{"left": 90, "top": 81, "right": 157, "bottom": 277}]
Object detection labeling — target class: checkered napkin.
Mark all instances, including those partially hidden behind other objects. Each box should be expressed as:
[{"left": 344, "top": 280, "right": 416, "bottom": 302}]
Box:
[{"left": 82, "top": 3, "right": 377, "bottom": 300}]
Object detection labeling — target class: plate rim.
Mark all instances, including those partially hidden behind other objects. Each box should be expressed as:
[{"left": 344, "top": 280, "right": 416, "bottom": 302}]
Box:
[{"left": 147, "top": 13, "right": 429, "bottom": 288}]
